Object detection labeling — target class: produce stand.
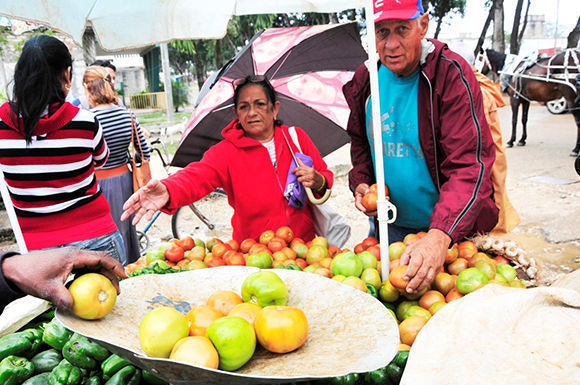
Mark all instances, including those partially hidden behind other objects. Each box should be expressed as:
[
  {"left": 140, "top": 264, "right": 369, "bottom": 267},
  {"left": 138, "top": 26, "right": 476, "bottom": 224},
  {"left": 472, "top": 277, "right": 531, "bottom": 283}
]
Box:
[{"left": 56, "top": 267, "right": 400, "bottom": 385}]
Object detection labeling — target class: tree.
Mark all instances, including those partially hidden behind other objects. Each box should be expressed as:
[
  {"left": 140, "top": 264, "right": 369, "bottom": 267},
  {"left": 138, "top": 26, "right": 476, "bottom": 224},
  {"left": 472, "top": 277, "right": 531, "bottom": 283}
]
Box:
[
  {"left": 492, "top": 0, "right": 505, "bottom": 53},
  {"left": 474, "top": 3, "right": 494, "bottom": 57},
  {"left": 426, "top": 0, "right": 467, "bottom": 39},
  {"left": 509, "top": 0, "right": 531, "bottom": 54}
]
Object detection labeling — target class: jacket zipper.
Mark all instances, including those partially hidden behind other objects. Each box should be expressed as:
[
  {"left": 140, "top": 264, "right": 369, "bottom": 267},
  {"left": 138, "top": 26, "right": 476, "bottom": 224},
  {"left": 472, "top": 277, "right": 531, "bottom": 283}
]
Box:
[{"left": 421, "top": 71, "right": 441, "bottom": 191}]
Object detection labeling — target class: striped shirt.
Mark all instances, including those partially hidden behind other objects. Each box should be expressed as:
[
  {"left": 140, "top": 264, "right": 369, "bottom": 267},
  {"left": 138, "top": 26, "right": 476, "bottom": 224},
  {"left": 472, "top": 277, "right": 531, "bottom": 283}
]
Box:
[
  {"left": 91, "top": 106, "right": 151, "bottom": 169},
  {"left": 0, "top": 102, "right": 117, "bottom": 249}
]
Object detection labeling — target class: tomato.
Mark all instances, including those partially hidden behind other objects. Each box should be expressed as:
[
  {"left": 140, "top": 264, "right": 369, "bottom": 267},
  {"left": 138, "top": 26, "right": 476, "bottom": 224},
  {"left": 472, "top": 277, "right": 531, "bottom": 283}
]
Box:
[
  {"left": 456, "top": 267, "right": 489, "bottom": 294},
  {"left": 246, "top": 251, "right": 273, "bottom": 269},
  {"left": 361, "top": 191, "right": 378, "bottom": 211},
  {"left": 447, "top": 257, "right": 469, "bottom": 275},
  {"left": 496, "top": 263, "right": 517, "bottom": 282},
  {"left": 306, "top": 245, "right": 329, "bottom": 265},
  {"left": 418, "top": 290, "right": 445, "bottom": 310},
  {"left": 379, "top": 279, "right": 400, "bottom": 303},
  {"left": 206, "top": 316, "right": 256, "bottom": 371},
  {"left": 206, "top": 290, "right": 243, "bottom": 316},
  {"left": 186, "top": 305, "right": 223, "bottom": 336},
  {"left": 139, "top": 307, "right": 189, "bottom": 358},
  {"left": 241, "top": 271, "right": 287, "bottom": 307},
  {"left": 206, "top": 238, "right": 223, "bottom": 252},
  {"left": 366, "top": 245, "right": 381, "bottom": 260},
  {"left": 204, "top": 254, "right": 225, "bottom": 267},
  {"left": 226, "top": 239, "right": 240, "bottom": 252},
  {"left": 254, "top": 306, "right": 308, "bottom": 353},
  {"left": 399, "top": 315, "right": 427, "bottom": 346},
  {"left": 169, "top": 336, "right": 219, "bottom": 369},
  {"left": 330, "top": 251, "right": 363, "bottom": 277},
  {"left": 179, "top": 236, "right": 195, "bottom": 251},
  {"left": 239, "top": 238, "right": 256, "bottom": 253},
  {"left": 433, "top": 272, "right": 455, "bottom": 295},
  {"left": 164, "top": 244, "right": 185, "bottom": 262},
  {"left": 275, "top": 226, "right": 294, "bottom": 244},
  {"left": 361, "top": 237, "right": 378, "bottom": 249},
  {"left": 267, "top": 237, "right": 286, "bottom": 253},
  {"left": 259, "top": 230, "right": 275, "bottom": 245},
  {"left": 389, "top": 265, "right": 409, "bottom": 290},
  {"left": 211, "top": 243, "right": 231, "bottom": 259},
  {"left": 445, "top": 244, "right": 459, "bottom": 264},
  {"left": 228, "top": 302, "right": 262, "bottom": 325},
  {"left": 388, "top": 242, "right": 406, "bottom": 261},
  {"left": 341, "top": 276, "right": 368, "bottom": 292},
  {"left": 69, "top": 273, "right": 117, "bottom": 320},
  {"left": 403, "top": 233, "right": 419, "bottom": 246},
  {"left": 357, "top": 251, "right": 378, "bottom": 270}
]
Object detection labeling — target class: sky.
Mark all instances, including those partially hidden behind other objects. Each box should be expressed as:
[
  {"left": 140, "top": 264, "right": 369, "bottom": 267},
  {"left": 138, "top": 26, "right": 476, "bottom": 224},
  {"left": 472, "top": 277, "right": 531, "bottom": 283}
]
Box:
[{"left": 434, "top": 0, "right": 579, "bottom": 37}]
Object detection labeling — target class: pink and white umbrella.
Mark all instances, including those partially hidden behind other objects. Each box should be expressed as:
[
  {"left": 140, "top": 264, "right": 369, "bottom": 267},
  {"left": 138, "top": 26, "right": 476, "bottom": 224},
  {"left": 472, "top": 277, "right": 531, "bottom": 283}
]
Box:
[{"left": 171, "top": 22, "right": 366, "bottom": 167}]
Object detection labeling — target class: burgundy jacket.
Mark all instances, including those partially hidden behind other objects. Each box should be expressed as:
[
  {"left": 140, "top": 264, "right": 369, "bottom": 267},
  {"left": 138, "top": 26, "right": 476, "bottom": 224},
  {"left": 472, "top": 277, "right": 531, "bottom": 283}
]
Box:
[{"left": 343, "top": 39, "right": 498, "bottom": 243}]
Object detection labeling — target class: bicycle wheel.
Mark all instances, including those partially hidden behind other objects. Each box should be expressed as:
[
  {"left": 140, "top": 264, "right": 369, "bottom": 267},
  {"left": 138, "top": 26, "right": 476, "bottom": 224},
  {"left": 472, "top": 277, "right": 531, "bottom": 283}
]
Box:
[
  {"left": 137, "top": 230, "right": 150, "bottom": 253},
  {"left": 171, "top": 204, "right": 214, "bottom": 239}
]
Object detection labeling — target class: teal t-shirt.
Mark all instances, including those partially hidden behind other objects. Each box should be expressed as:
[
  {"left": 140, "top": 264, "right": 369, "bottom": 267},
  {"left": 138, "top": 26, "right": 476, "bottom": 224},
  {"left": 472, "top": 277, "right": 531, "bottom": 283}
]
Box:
[{"left": 366, "top": 64, "right": 439, "bottom": 229}]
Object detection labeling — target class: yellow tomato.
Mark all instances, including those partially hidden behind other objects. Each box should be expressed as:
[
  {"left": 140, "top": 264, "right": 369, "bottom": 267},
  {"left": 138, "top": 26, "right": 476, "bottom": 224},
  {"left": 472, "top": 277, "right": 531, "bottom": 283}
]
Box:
[
  {"left": 254, "top": 306, "right": 308, "bottom": 353},
  {"left": 69, "top": 273, "right": 117, "bottom": 320},
  {"left": 169, "top": 336, "right": 219, "bottom": 369},
  {"left": 139, "top": 307, "right": 189, "bottom": 358}
]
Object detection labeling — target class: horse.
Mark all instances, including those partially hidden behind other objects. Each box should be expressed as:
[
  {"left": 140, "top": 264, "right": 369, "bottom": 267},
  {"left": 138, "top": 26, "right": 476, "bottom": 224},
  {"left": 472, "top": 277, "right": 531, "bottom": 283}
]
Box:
[{"left": 478, "top": 48, "right": 580, "bottom": 156}]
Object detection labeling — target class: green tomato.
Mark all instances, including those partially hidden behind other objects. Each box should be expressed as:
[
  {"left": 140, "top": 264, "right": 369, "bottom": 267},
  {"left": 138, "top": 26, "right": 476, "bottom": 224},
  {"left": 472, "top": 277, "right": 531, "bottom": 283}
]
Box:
[
  {"left": 456, "top": 267, "right": 489, "bottom": 294},
  {"left": 146, "top": 250, "right": 165, "bottom": 265},
  {"left": 241, "top": 271, "right": 288, "bottom": 307},
  {"left": 245, "top": 252, "right": 273, "bottom": 269},
  {"left": 496, "top": 263, "right": 517, "bottom": 282},
  {"left": 331, "top": 251, "right": 363, "bottom": 277}
]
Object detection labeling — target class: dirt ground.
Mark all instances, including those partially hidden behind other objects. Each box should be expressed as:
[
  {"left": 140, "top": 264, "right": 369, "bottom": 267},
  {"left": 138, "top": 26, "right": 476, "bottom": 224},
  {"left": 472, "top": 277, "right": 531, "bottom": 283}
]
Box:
[{"left": 1, "top": 100, "right": 578, "bottom": 284}]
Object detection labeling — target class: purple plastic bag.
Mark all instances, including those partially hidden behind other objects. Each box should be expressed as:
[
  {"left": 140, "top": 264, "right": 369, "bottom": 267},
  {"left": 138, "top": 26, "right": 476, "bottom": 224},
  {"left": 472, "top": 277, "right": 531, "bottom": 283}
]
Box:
[{"left": 284, "top": 153, "right": 313, "bottom": 209}]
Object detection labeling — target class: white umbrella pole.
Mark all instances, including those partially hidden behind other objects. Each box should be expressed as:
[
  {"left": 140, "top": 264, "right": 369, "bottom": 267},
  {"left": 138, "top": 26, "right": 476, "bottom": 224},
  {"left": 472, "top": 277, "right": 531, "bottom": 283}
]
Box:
[
  {"left": 0, "top": 170, "right": 28, "bottom": 253},
  {"left": 160, "top": 43, "right": 175, "bottom": 126},
  {"left": 365, "top": 1, "right": 396, "bottom": 281}
]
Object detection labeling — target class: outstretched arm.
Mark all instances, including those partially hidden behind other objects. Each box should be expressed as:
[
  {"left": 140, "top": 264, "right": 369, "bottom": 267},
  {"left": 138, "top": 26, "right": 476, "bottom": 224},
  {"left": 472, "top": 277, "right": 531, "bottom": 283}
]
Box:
[
  {"left": 121, "top": 179, "right": 170, "bottom": 225},
  {"left": 1, "top": 248, "right": 127, "bottom": 310}
]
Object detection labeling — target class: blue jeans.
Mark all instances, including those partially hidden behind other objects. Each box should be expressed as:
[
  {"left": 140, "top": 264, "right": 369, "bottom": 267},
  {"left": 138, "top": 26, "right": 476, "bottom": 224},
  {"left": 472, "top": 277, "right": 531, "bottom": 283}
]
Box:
[{"left": 58, "top": 231, "right": 127, "bottom": 265}]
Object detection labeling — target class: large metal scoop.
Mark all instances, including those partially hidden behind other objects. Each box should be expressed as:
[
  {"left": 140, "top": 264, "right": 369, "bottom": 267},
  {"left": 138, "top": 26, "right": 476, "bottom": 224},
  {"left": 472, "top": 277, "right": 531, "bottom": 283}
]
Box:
[{"left": 57, "top": 266, "right": 399, "bottom": 385}]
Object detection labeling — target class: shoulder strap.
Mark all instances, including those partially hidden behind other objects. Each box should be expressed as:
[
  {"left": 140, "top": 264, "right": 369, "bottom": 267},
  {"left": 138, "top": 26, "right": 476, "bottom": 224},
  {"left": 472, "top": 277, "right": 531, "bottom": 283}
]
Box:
[
  {"left": 288, "top": 126, "right": 302, "bottom": 153},
  {"left": 130, "top": 112, "right": 144, "bottom": 156}
]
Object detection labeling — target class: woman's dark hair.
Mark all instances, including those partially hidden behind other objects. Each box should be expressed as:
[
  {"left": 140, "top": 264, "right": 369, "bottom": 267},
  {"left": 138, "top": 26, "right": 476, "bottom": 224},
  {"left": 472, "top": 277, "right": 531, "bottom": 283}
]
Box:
[
  {"left": 91, "top": 59, "right": 116, "bottom": 72},
  {"left": 10, "top": 35, "right": 72, "bottom": 142},
  {"left": 233, "top": 75, "right": 282, "bottom": 126}
]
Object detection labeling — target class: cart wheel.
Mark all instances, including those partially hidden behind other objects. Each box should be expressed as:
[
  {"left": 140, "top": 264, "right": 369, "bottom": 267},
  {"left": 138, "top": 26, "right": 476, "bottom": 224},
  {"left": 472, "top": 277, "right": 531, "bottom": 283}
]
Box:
[
  {"left": 546, "top": 97, "right": 567, "bottom": 114},
  {"left": 137, "top": 231, "right": 150, "bottom": 252}
]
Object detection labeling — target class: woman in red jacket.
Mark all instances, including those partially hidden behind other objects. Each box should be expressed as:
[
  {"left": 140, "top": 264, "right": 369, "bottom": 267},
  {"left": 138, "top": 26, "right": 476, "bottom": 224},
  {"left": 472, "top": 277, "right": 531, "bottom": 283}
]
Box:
[{"left": 121, "top": 76, "right": 333, "bottom": 242}]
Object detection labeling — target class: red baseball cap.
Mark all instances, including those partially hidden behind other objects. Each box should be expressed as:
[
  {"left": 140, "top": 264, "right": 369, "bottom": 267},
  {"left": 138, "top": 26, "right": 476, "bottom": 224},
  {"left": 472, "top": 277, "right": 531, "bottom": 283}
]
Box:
[{"left": 373, "top": 0, "right": 425, "bottom": 23}]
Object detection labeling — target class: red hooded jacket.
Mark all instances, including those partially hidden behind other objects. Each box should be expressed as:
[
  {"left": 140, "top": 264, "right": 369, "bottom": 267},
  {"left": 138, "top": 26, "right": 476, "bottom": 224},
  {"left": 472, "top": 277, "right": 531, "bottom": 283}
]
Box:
[
  {"left": 161, "top": 119, "right": 333, "bottom": 242},
  {"left": 343, "top": 39, "right": 498, "bottom": 243}
]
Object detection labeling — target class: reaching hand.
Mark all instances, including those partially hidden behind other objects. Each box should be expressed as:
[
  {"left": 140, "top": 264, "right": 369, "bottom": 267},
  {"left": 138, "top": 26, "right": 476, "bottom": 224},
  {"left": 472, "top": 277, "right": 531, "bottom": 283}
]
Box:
[
  {"left": 399, "top": 229, "right": 451, "bottom": 293},
  {"left": 2, "top": 247, "right": 127, "bottom": 310},
  {"left": 293, "top": 158, "right": 325, "bottom": 190},
  {"left": 354, "top": 183, "right": 377, "bottom": 216},
  {"left": 121, "top": 179, "right": 170, "bottom": 225}
]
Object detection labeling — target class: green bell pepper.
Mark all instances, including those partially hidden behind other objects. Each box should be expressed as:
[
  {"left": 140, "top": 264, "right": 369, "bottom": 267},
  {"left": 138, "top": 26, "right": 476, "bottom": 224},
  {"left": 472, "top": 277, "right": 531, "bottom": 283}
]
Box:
[
  {"left": 0, "top": 355, "right": 35, "bottom": 385},
  {"left": 23, "top": 371, "right": 51, "bottom": 385},
  {"left": 0, "top": 328, "right": 43, "bottom": 360},
  {"left": 392, "top": 350, "right": 409, "bottom": 369},
  {"left": 48, "top": 359, "right": 82, "bottom": 385},
  {"left": 42, "top": 319, "right": 72, "bottom": 350},
  {"left": 328, "top": 373, "right": 359, "bottom": 385},
  {"left": 365, "top": 283, "right": 379, "bottom": 298},
  {"left": 384, "top": 362, "right": 403, "bottom": 384},
  {"left": 104, "top": 365, "right": 141, "bottom": 385},
  {"left": 62, "top": 334, "right": 109, "bottom": 370},
  {"left": 141, "top": 370, "right": 168, "bottom": 385},
  {"left": 32, "top": 349, "right": 63, "bottom": 373},
  {"left": 363, "top": 368, "right": 392, "bottom": 385},
  {"left": 82, "top": 376, "right": 101, "bottom": 385},
  {"left": 101, "top": 354, "right": 131, "bottom": 380}
]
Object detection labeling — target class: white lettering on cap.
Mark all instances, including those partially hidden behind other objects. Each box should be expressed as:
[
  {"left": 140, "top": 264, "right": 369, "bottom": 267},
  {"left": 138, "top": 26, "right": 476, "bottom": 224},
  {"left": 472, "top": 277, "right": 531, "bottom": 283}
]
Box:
[{"left": 374, "top": 0, "right": 383, "bottom": 7}]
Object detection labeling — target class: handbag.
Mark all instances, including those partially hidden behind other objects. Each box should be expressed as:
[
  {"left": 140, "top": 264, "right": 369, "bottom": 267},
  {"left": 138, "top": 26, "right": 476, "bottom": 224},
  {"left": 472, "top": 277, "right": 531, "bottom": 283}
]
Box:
[
  {"left": 283, "top": 127, "right": 351, "bottom": 248},
  {"left": 129, "top": 113, "right": 152, "bottom": 192}
]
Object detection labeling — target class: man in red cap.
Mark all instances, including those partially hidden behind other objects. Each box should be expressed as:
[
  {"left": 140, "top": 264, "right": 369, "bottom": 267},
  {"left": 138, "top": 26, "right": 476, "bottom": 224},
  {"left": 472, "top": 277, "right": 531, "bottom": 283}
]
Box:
[{"left": 344, "top": 0, "right": 498, "bottom": 293}]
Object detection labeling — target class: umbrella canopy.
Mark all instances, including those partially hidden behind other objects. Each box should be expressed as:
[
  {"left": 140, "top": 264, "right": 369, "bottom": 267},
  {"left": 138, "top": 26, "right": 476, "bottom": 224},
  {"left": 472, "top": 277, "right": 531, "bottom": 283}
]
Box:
[
  {"left": 172, "top": 23, "right": 366, "bottom": 167},
  {"left": 0, "top": 0, "right": 364, "bottom": 51}
]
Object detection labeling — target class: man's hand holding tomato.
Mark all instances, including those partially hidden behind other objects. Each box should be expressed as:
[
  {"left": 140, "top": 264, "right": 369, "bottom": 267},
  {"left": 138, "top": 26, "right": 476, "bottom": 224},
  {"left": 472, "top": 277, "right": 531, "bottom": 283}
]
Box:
[
  {"left": 121, "top": 179, "right": 170, "bottom": 225},
  {"left": 1, "top": 247, "right": 127, "bottom": 310},
  {"left": 400, "top": 229, "right": 451, "bottom": 293},
  {"left": 354, "top": 183, "right": 378, "bottom": 216}
]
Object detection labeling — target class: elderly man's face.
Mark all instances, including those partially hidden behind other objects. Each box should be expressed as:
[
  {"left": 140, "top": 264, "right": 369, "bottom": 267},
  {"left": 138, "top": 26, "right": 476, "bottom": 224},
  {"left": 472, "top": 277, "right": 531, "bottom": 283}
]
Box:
[{"left": 375, "top": 15, "right": 429, "bottom": 77}]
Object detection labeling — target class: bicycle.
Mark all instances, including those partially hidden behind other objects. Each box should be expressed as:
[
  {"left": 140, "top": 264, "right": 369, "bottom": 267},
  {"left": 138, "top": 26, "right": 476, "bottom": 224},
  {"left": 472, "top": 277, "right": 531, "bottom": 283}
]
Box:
[{"left": 136, "top": 137, "right": 219, "bottom": 252}]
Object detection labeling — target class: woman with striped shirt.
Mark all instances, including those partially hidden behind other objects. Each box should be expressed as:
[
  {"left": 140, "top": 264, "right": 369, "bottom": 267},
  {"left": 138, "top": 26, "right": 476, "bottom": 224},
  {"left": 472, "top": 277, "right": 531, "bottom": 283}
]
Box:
[
  {"left": 0, "top": 36, "right": 125, "bottom": 263},
  {"left": 84, "top": 66, "right": 151, "bottom": 263}
]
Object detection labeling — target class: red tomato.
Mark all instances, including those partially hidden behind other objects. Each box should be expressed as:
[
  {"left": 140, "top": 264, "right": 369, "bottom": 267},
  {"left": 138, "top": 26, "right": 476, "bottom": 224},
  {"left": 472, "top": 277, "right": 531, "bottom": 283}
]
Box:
[
  {"left": 165, "top": 244, "right": 185, "bottom": 262},
  {"left": 179, "top": 236, "right": 195, "bottom": 251}
]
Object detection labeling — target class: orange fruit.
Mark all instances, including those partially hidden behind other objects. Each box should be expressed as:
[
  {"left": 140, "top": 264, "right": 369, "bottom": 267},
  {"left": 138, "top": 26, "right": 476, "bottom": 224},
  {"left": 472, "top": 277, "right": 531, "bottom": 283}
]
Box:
[
  {"left": 206, "top": 290, "right": 243, "bottom": 316},
  {"left": 186, "top": 305, "right": 223, "bottom": 336}
]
